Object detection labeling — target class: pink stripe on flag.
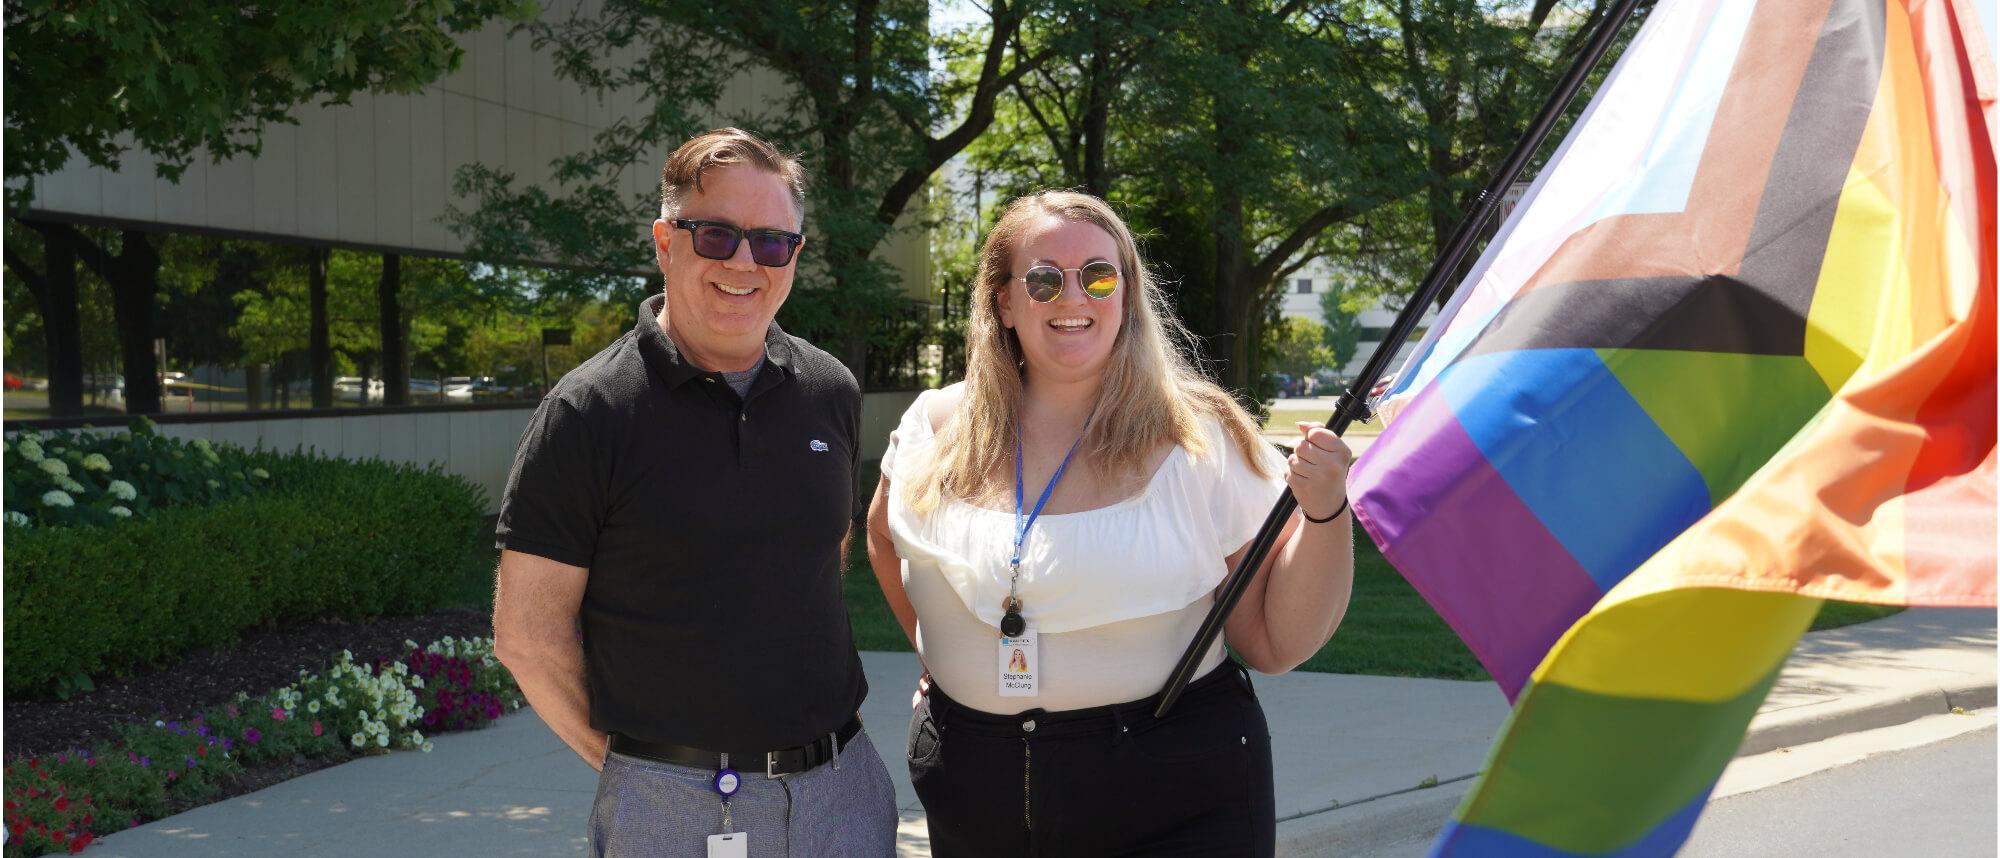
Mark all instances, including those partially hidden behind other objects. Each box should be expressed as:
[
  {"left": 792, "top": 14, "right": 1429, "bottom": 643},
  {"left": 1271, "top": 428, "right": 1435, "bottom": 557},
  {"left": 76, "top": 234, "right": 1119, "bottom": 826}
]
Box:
[{"left": 1352, "top": 389, "right": 1607, "bottom": 698}]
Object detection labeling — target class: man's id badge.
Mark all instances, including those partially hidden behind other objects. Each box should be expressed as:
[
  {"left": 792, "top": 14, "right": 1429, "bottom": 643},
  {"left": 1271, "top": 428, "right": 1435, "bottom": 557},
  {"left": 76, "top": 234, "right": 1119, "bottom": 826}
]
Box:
[
  {"left": 707, "top": 832, "right": 748, "bottom": 858},
  {"left": 997, "top": 629, "right": 1039, "bottom": 697}
]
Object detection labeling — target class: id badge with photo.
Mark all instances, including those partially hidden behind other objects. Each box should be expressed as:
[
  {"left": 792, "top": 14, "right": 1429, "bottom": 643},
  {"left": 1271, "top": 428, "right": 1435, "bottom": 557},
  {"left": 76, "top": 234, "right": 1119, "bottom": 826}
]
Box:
[{"left": 997, "top": 629, "right": 1039, "bottom": 697}]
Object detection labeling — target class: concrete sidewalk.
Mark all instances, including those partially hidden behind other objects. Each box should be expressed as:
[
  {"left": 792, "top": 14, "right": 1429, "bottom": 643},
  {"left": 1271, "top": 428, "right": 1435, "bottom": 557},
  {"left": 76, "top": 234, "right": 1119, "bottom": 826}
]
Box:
[{"left": 89, "top": 608, "right": 1993, "bottom": 857}]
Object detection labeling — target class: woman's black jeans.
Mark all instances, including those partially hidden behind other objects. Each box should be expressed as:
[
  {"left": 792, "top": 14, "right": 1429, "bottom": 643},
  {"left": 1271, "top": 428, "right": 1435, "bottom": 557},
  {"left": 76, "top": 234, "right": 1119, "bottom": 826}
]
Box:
[{"left": 908, "top": 660, "right": 1277, "bottom": 857}]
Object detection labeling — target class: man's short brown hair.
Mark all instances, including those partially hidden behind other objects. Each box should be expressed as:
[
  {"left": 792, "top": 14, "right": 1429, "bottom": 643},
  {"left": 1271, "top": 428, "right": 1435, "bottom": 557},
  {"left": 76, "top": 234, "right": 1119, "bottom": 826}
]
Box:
[{"left": 658, "top": 127, "right": 808, "bottom": 224}]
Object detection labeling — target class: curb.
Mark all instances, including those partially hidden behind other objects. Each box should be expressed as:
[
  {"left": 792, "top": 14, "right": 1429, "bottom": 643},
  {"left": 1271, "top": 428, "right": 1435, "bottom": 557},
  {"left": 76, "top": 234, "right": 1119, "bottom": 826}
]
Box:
[
  {"left": 1277, "top": 780, "right": 1469, "bottom": 858},
  {"left": 1737, "top": 678, "right": 1996, "bottom": 757},
  {"left": 1273, "top": 678, "right": 1997, "bottom": 858}
]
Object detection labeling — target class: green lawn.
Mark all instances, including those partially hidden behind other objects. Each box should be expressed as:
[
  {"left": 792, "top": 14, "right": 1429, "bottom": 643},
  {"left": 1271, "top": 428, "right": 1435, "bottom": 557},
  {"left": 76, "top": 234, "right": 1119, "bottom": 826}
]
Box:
[
  {"left": 1263, "top": 407, "right": 1383, "bottom": 435},
  {"left": 445, "top": 519, "right": 1899, "bottom": 678},
  {"left": 836, "top": 530, "right": 1903, "bottom": 681}
]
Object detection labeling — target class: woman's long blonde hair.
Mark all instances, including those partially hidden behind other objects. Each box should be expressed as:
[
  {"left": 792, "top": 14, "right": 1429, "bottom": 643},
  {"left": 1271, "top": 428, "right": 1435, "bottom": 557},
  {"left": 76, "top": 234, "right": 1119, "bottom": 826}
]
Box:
[{"left": 906, "top": 190, "right": 1272, "bottom": 514}]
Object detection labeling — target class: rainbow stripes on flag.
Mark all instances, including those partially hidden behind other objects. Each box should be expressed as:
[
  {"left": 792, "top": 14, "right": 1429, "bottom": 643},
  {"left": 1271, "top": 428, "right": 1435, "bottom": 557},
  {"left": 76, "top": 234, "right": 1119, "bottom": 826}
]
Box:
[{"left": 1348, "top": 0, "right": 1996, "bottom": 853}]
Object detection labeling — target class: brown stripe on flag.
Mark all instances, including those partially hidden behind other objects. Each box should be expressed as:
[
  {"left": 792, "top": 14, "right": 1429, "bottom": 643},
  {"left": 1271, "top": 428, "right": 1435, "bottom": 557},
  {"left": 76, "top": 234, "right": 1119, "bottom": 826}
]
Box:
[{"left": 1462, "top": 0, "right": 1887, "bottom": 359}]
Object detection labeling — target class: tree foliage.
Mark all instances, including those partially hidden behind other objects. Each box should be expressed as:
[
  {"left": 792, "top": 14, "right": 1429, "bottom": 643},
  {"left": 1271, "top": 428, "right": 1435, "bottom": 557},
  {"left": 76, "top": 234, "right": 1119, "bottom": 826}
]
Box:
[
  {"left": 1318, "top": 283, "right": 1365, "bottom": 372},
  {"left": 4, "top": 0, "right": 533, "bottom": 202},
  {"left": 1265, "top": 315, "right": 1335, "bottom": 380}
]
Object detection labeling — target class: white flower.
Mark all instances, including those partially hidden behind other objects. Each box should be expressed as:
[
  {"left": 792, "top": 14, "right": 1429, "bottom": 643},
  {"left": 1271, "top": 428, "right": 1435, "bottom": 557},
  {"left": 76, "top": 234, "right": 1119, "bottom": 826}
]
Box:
[
  {"left": 6, "top": 511, "right": 29, "bottom": 528},
  {"left": 409, "top": 730, "right": 424, "bottom": 745},
  {"left": 108, "top": 480, "right": 137, "bottom": 501},
  {"left": 40, "top": 490, "right": 73, "bottom": 508},
  {"left": 57, "top": 477, "right": 85, "bottom": 494},
  {"left": 409, "top": 675, "right": 424, "bottom": 689},
  {"left": 421, "top": 741, "right": 434, "bottom": 753},
  {"left": 16, "top": 440, "right": 44, "bottom": 462},
  {"left": 81, "top": 453, "right": 111, "bottom": 472},
  {"left": 38, "top": 458, "right": 68, "bottom": 477},
  {"left": 376, "top": 733, "right": 389, "bottom": 748},
  {"left": 109, "top": 506, "right": 132, "bottom": 518},
  {"left": 351, "top": 733, "right": 366, "bottom": 748},
  {"left": 155, "top": 720, "right": 166, "bottom": 728},
  {"left": 307, "top": 700, "right": 321, "bottom": 714}
]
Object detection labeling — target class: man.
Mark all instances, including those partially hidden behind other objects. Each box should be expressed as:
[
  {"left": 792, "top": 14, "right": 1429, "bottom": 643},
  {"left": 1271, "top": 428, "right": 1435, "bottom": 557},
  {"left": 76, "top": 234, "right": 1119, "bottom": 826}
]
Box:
[{"left": 493, "top": 127, "right": 897, "bottom": 857}]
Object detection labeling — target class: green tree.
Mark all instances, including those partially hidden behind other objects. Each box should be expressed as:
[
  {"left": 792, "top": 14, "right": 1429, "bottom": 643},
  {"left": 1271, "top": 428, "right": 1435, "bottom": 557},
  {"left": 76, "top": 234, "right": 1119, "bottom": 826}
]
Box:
[
  {"left": 4, "top": 0, "right": 532, "bottom": 414},
  {"left": 1265, "top": 316, "right": 1335, "bottom": 381},
  {"left": 1319, "top": 282, "right": 1364, "bottom": 371},
  {"left": 4, "top": 0, "right": 531, "bottom": 195}
]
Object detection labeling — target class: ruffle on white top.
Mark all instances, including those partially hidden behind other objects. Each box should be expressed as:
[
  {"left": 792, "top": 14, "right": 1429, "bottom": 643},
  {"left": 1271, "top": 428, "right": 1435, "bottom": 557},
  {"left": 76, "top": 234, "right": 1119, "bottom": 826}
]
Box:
[{"left": 881, "top": 389, "right": 1287, "bottom": 634}]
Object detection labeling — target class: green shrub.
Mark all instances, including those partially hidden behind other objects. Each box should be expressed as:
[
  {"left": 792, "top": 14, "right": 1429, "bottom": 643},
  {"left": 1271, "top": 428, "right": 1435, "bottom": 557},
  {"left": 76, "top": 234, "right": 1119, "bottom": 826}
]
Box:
[
  {"left": 4, "top": 450, "right": 488, "bottom": 696},
  {"left": 3, "top": 418, "right": 269, "bottom": 529}
]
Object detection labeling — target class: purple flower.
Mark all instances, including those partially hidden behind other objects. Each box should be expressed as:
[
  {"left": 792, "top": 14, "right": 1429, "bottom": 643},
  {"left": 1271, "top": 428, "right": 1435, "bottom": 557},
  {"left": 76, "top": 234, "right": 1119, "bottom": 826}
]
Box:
[
  {"left": 242, "top": 728, "right": 261, "bottom": 745},
  {"left": 186, "top": 756, "right": 197, "bottom": 768},
  {"left": 221, "top": 738, "right": 234, "bottom": 751},
  {"left": 138, "top": 756, "right": 150, "bottom": 769}
]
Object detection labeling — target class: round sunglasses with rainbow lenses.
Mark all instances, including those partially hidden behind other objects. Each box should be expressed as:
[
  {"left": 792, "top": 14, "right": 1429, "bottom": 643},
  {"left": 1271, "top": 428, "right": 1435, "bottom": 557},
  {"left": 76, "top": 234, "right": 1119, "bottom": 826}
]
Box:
[{"left": 1020, "top": 261, "right": 1121, "bottom": 303}]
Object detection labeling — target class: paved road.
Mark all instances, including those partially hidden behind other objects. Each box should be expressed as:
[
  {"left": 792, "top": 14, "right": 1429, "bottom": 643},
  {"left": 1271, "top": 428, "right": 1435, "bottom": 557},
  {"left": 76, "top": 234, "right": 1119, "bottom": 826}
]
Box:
[{"left": 1682, "top": 726, "right": 1997, "bottom": 857}]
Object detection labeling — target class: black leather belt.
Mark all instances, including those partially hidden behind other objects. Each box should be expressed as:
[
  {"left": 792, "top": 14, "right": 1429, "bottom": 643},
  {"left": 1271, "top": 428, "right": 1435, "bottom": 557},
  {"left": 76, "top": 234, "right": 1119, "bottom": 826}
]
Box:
[{"left": 609, "top": 715, "right": 864, "bottom": 778}]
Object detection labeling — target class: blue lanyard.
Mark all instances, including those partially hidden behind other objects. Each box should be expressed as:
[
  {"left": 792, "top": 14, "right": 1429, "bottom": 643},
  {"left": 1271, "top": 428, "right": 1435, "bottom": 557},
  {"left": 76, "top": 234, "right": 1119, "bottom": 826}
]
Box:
[{"left": 1012, "top": 424, "right": 1090, "bottom": 570}]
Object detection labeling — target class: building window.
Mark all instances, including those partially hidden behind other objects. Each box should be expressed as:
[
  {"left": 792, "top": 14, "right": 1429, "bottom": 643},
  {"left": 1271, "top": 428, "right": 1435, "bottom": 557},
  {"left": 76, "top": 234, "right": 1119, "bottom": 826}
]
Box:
[{"left": 1295, "top": 278, "right": 1313, "bottom": 294}]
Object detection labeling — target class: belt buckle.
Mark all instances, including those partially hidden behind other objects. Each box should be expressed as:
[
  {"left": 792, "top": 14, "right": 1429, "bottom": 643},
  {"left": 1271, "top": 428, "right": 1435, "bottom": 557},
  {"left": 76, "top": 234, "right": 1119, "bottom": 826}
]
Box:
[{"left": 766, "top": 751, "right": 781, "bottom": 779}]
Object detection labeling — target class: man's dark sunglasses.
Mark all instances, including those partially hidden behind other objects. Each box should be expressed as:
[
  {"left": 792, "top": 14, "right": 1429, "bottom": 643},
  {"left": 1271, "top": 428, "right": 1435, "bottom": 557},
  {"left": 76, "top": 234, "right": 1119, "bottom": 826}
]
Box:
[{"left": 672, "top": 219, "right": 805, "bottom": 267}]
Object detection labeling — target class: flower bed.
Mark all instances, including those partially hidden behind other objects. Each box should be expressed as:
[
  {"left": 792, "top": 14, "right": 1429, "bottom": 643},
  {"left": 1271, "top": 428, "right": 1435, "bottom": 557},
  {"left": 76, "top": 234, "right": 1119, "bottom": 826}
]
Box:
[
  {"left": 3, "top": 419, "right": 266, "bottom": 529},
  {"left": 1, "top": 636, "right": 523, "bottom": 857}
]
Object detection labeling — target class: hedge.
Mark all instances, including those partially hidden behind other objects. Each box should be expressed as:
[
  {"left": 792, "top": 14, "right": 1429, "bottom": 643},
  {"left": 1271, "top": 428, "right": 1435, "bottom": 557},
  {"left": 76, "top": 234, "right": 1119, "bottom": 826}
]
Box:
[{"left": 4, "top": 452, "right": 489, "bottom": 696}]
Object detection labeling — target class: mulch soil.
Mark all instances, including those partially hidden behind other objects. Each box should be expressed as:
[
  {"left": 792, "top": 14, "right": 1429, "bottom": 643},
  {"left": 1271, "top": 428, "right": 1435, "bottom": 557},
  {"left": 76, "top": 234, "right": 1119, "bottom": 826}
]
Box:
[{"left": 3, "top": 609, "right": 495, "bottom": 811}]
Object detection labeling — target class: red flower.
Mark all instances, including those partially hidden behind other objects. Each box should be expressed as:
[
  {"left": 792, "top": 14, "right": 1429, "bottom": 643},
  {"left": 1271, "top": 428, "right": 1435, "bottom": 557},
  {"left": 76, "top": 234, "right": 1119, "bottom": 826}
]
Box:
[
  {"left": 271, "top": 707, "right": 287, "bottom": 721},
  {"left": 196, "top": 746, "right": 207, "bottom": 757},
  {"left": 70, "top": 831, "right": 94, "bottom": 852},
  {"left": 54, "top": 796, "right": 69, "bottom": 812},
  {"left": 311, "top": 721, "right": 324, "bottom": 737}
]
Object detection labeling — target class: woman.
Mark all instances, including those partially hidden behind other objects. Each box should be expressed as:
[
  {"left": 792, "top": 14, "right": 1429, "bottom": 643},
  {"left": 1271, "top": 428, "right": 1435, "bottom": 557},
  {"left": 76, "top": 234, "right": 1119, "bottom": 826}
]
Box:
[{"left": 866, "top": 190, "right": 1354, "bottom": 856}]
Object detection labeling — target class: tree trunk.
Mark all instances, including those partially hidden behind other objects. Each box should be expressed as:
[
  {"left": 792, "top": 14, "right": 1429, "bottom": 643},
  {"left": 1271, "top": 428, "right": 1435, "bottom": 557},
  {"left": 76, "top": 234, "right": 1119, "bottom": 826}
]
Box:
[
  {"left": 106, "top": 231, "right": 163, "bottom": 415},
  {"left": 245, "top": 363, "right": 264, "bottom": 410},
  {"left": 308, "top": 248, "right": 333, "bottom": 408},
  {"left": 40, "top": 234, "right": 84, "bottom": 417},
  {"left": 378, "top": 253, "right": 408, "bottom": 406},
  {"left": 1081, "top": 35, "right": 1112, "bottom": 198}
]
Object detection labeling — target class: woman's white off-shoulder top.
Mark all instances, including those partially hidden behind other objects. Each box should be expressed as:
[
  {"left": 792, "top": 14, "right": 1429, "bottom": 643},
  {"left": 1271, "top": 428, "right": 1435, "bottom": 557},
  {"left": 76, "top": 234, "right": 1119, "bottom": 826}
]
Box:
[{"left": 881, "top": 389, "right": 1286, "bottom": 713}]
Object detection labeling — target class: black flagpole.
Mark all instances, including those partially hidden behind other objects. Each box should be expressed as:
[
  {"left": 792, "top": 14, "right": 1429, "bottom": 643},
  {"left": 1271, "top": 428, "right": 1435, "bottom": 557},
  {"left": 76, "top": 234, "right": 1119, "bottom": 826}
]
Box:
[{"left": 1153, "top": 0, "right": 1644, "bottom": 718}]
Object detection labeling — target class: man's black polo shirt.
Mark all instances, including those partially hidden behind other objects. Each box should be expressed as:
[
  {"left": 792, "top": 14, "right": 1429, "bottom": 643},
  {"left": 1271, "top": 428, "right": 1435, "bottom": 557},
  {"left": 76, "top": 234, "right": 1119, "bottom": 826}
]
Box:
[{"left": 496, "top": 294, "right": 866, "bottom": 752}]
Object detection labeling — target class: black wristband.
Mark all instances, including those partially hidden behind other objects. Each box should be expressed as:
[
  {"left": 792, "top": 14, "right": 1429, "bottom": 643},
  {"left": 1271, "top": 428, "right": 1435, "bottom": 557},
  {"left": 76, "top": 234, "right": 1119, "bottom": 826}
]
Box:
[{"left": 1303, "top": 497, "right": 1349, "bottom": 524}]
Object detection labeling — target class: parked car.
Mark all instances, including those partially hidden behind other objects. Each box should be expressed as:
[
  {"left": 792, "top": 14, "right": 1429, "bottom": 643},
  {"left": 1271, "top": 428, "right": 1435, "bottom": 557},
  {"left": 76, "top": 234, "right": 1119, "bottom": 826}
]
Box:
[
  {"left": 443, "top": 376, "right": 475, "bottom": 401},
  {"left": 333, "top": 376, "right": 385, "bottom": 403},
  {"left": 408, "top": 378, "right": 442, "bottom": 398},
  {"left": 469, "top": 376, "right": 509, "bottom": 398}
]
